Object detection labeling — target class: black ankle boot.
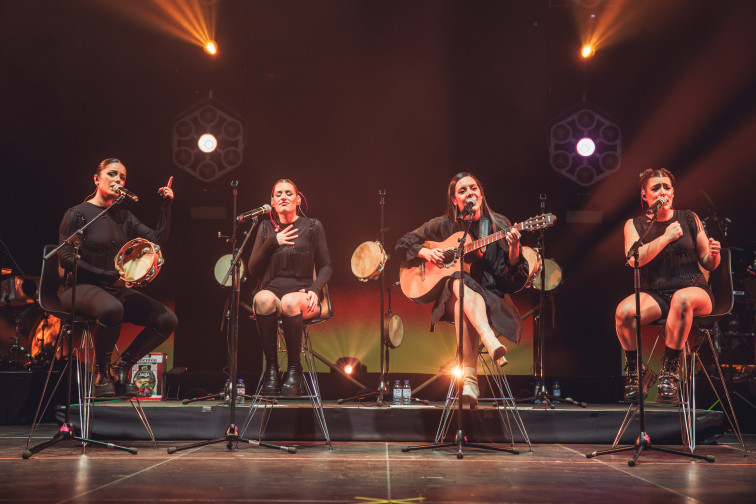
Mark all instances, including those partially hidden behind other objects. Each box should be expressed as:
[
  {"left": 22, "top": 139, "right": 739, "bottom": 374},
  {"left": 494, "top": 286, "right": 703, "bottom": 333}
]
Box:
[
  {"left": 111, "top": 360, "right": 139, "bottom": 397},
  {"left": 113, "top": 327, "right": 169, "bottom": 397},
  {"left": 623, "top": 360, "right": 640, "bottom": 403},
  {"left": 280, "top": 313, "right": 303, "bottom": 396},
  {"left": 256, "top": 312, "right": 280, "bottom": 395},
  {"left": 93, "top": 321, "right": 120, "bottom": 397},
  {"left": 93, "top": 362, "right": 115, "bottom": 397},
  {"left": 657, "top": 355, "right": 680, "bottom": 404}
]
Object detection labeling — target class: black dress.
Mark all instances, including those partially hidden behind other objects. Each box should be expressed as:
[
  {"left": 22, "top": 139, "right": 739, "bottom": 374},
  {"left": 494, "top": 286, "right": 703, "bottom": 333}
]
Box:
[
  {"left": 395, "top": 214, "right": 529, "bottom": 344},
  {"left": 247, "top": 217, "right": 333, "bottom": 300},
  {"left": 631, "top": 209, "right": 714, "bottom": 306}
]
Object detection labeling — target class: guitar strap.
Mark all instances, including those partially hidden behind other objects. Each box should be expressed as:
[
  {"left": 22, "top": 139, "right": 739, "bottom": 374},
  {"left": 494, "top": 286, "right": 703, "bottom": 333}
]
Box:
[{"left": 478, "top": 216, "right": 490, "bottom": 253}]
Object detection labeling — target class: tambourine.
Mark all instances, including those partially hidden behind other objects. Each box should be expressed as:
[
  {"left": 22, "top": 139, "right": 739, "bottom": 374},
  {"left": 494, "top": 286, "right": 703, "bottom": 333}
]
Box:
[
  {"left": 114, "top": 238, "right": 164, "bottom": 288},
  {"left": 350, "top": 241, "right": 387, "bottom": 282}
]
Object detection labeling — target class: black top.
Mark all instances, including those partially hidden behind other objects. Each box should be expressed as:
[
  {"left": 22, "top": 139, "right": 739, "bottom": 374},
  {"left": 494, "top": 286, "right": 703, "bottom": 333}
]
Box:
[
  {"left": 58, "top": 200, "right": 171, "bottom": 290},
  {"left": 631, "top": 209, "right": 710, "bottom": 294},
  {"left": 395, "top": 214, "right": 529, "bottom": 343},
  {"left": 247, "top": 217, "right": 333, "bottom": 297}
]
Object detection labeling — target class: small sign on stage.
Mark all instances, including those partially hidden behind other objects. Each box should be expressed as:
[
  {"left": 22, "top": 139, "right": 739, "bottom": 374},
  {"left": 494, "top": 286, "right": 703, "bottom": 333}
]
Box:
[{"left": 129, "top": 353, "right": 166, "bottom": 400}]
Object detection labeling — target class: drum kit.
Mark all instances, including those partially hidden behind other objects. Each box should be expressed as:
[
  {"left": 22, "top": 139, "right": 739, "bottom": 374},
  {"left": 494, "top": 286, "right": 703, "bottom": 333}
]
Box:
[{"left": 0, "top": 237, "right": 163, "bottom": 370}]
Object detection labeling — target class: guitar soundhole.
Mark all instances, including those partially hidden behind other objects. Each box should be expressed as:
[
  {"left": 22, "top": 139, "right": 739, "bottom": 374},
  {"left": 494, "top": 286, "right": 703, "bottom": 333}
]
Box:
[{"left": 441, "top": 249, "right": 457, "bottom": 268}]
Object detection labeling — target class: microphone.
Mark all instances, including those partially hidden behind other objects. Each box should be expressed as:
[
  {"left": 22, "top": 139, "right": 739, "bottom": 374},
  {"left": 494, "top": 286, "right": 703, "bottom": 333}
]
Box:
[
  {"left": 462, "top": 196, "right": 477, "bottom": 216},
  {"left": 645, "top": 195, "right": 668, "bottom": 215},
  {"left": 113, "top": 184, "right": 139, "bottom": 202},
  {"left": 237, "top": 204, "right": 271, "bottom": 222}
]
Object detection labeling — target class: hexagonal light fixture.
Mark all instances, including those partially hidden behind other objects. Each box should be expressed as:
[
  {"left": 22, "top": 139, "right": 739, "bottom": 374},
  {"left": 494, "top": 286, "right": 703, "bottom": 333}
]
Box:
[
  {"left": 172, "top": 97, "right": 246, "bottom": 182},
  {"left": 549, "top": 104, "right": 621, "bottom": 187}
]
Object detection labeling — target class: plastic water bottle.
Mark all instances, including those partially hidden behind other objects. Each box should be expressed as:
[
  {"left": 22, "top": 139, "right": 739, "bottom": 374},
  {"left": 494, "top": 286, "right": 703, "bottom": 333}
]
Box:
[
  {"left": 223, "top": 379, "right": 231, "bottom": 402},
  {"left": 393, "top": 380, "right": 401, "bottom": 405},
  {"left": 402, "top": 379, "right": 411, "bottom": 405},
  {"left": 236, "top": 379, "right": 246, "bottom": 405},
  {"left": 534, "top": 380, "right": 542, "bottom": 404},
  {"left": 552, "top": 381, "right": 561, "bottom": 404}
]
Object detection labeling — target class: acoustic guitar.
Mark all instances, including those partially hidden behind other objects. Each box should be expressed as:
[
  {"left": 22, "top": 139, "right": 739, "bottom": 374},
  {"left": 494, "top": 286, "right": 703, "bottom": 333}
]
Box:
[{"left": 399, "top": 213, "right": 556, "bottom": 304}]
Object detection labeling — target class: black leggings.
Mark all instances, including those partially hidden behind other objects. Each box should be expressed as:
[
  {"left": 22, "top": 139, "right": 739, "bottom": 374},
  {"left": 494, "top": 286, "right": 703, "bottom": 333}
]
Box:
[{"left": 60, "top": 284, "right": 178, "bottom": 335}]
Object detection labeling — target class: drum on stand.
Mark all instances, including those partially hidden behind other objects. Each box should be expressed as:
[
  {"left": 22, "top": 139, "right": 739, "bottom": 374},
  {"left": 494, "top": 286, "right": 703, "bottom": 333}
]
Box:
[
  {"left": 351, "top": 241, "right": 387, "bottom": 282},
  {"left": 520, "top": 246, "right": 563, "bottom": 291},
  {"left": 384, "top": 312, "right": 404, "bottom": 349}
]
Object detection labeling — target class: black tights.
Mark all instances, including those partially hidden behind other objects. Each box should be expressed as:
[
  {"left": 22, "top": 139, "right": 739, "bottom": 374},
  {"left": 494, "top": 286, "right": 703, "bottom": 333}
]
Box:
[{"left": 60, "top": 284, "right": 178, "bottom": 356}]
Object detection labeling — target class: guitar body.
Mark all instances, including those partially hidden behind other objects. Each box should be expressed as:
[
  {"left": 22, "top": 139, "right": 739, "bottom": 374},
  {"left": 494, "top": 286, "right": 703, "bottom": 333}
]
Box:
[
  {"left": 398, "top": 213, "right": 557, "bottom": 304},
  {"left": 398, "top": 232, "right": 473, "bottom": 305}
]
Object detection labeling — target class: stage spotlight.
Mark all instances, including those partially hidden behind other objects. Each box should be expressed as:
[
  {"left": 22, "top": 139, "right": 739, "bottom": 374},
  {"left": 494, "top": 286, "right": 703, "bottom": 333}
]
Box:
[
  {"left": 581, "top": 44, "right": 594, "bottom": 59},
  {"left": 172, "top": 96, "right": 246, "bottom": 182},
  {"left": 549, "top": 103, "right": 621, "bottom": 186},
  {"left": 197, "top": 133, "right": 217, "bottom": 153},
  {"left": 576, "top": 137, "right": 596, "bottom": 157},
  {"left": 335, "top": 357, "right": 366, "bottom": 376},
  {"left": 440, "top": 359, "right": 463, "bottom": 379},
  {"left": 204, "top": 40, "right": 217, "bottom": 55}
]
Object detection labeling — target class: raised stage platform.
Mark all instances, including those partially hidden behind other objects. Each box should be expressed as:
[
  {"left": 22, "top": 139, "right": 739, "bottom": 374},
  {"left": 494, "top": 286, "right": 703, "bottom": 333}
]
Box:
[{"left": 55, "top": 398, "right": 725, "bottom": 445}]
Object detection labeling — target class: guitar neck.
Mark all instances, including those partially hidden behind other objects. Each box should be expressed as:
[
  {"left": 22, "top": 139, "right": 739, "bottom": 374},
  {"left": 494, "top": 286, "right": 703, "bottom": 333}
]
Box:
[{"left": 463, "top": 223, "right": 522, "bottom": 254}]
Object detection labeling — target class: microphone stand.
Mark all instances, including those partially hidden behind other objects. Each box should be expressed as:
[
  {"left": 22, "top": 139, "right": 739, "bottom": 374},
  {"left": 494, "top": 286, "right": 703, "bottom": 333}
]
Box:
[
  {"left": 338, "top": 189, "right": 390, "bottom": 405},
  {"left": 403, "top": 208, "right": 518, "bottom": 458},
  {"left": 518, "top": 194, "right": 585, "bottom": 408},
  {"left": 23, "top": 196, "right": 137, "bottom": 458},
  {"left": 586, "top": 209, "right": 714, "bottom": 465},
  {"left": 168, "top": 182, "right": 294, "bottom": 455}
]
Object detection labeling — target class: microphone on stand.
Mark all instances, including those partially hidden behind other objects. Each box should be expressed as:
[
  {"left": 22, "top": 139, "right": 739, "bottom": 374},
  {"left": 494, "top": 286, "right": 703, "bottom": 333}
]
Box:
[
  {"left": 113, "top": 184, "right": 139, "bottom": 202},
  {"left": 236, "top": 204, "right": 271, "bottom": 222},
  {"left": 462, "top": 196, "right": 477, "bottom": 216},
  {"left": 645, "top": 195, "right": 668, "bottom": 215}
]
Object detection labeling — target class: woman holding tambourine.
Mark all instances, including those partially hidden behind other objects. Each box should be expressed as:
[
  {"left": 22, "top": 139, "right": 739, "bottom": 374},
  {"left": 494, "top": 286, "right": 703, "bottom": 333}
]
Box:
[{"left": 57, "top": 158, "right": 177, "bottom": 397}]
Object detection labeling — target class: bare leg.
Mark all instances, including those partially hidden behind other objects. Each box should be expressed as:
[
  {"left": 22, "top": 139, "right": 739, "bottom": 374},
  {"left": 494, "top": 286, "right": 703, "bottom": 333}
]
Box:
[
  {"left": 448, "top": 279, "right": 506, "bottom": 364},
  {"left": 665, "top": 287, "right": 712, "bottom": 350},
  {"left": 280, "top": 292, "right": 320, "bottom": 321},
  {"left": 614, "top": 293, "right": 663, "bottom": 351},
  {"left": 253, "top": 290, "right": 281, "bottom": 316}
]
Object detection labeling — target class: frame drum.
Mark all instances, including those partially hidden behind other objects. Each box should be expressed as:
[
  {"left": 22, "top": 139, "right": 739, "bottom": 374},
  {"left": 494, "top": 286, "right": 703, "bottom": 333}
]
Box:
[
  {"left": 534, "top": 258, "right": 563, "bottom": 291},
  {"left": 384, "top": 313, "right": 404, "bottom": 349},
  {"left": 350, "top": 241, "right": 387, "bottom": 282}
]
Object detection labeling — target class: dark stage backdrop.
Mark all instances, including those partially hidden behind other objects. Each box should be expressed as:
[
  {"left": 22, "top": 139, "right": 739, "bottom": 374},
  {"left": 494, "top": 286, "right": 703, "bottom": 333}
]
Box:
[{"left": 2, "top": 1, "right": 755, "bottom": 392}]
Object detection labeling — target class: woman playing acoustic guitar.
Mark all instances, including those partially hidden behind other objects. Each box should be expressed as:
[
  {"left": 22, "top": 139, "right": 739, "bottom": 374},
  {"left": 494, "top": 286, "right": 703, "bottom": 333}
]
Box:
[{"left": 395, "top": 172, "right": 531, "bottom": 406}]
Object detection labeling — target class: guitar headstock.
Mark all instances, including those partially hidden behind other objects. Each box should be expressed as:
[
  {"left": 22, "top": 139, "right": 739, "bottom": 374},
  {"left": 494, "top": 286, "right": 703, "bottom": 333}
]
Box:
[{"left": 519, "top": 213, "right": 557, "bottom": 232}]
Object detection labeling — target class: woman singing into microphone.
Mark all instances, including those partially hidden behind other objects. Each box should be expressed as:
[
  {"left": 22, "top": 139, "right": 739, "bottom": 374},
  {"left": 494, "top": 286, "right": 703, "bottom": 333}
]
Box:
[
  {"left": 395, "top": 172, "right": 529, "bottom": 407},
  {"left": 615, "top": 168, "right": 721, "bottom": 403},
  {"left": 58, "top": 158, "right": 177, "bottom": 397}
]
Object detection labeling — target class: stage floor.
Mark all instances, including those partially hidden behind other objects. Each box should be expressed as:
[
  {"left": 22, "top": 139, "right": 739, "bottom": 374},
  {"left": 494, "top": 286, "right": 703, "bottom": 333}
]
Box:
[{"left": 1, "top": 424, "right": 753, "bottom": 504}]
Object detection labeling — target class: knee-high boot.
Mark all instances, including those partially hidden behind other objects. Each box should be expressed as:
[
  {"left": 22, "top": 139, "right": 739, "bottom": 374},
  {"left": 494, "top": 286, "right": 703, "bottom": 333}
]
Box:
[
  {"left": 256, "top": 312, "right": 281, "bottom": 395},
  {"left": 111, "top": 327, "right": 170, "bottom": 396},
  {"left": 93, "top": 321, "right": 121, "bottom": 397},
  {"left": 280, "top": 313, "right": 303, "bottom": 396}
]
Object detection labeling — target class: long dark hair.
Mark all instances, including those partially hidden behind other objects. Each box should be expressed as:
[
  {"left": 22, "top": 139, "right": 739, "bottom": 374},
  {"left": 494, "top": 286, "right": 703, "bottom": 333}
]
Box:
[{"left": 445, "top": 172, "right": 510, "bottom": 235}]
